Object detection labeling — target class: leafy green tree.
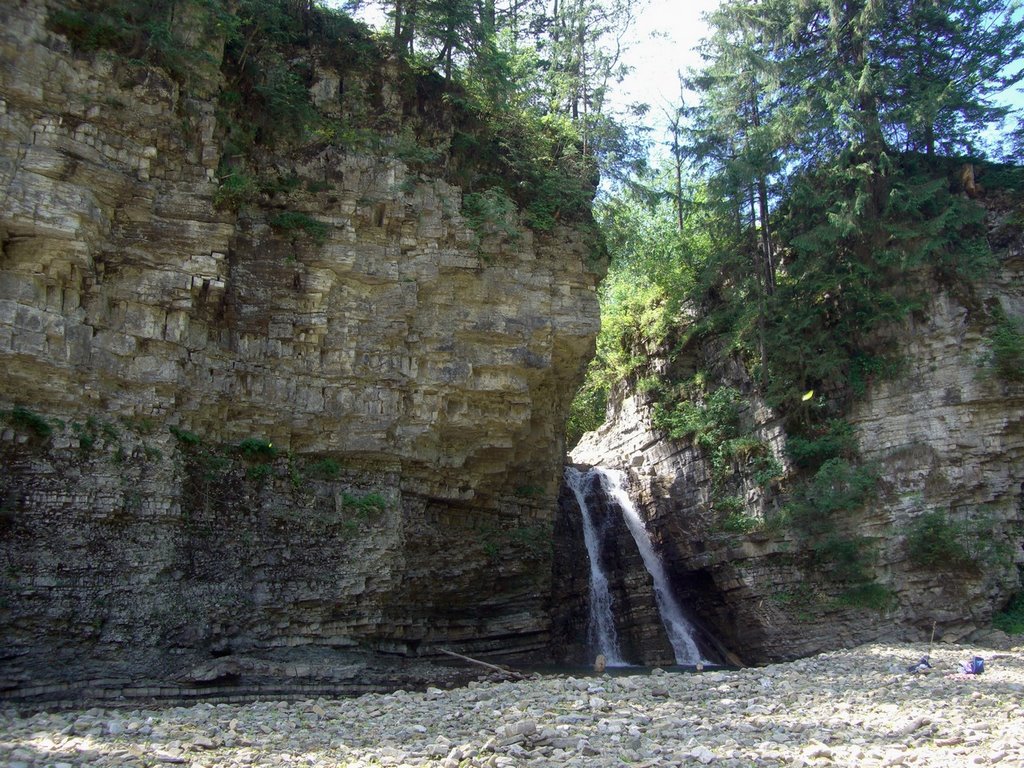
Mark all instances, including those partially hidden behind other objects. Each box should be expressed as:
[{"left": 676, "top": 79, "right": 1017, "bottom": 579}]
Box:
[
  {"left": 747, "top": 0, "right": 1024, "bottom": 165},
  {"left": 568, "top": 166, "right": 709, "bottom": 399},
  {"left": 390, "top": 0, "right": 419, "bottom": 53},
  {"left": 687, "top": 0, "right": 781, "bottom": 285},
  {"left": 419, "top": 0, "right": 477, "bottom": 77},
  {"left": 684, "top": 0, "right": 791, "bottom": 376},
  {"left": 364, "top": 0, "right": 543, "bottom": 66}
]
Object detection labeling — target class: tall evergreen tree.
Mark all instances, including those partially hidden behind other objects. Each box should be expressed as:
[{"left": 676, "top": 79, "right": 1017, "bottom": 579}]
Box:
[
  {"left": 419, "top": 0, "right": 477, "bottom": 77},
  {"left": 682, "top": 0, "right": 1021, "bottom": 406},
  {"left": 537, "top": 0, "right": 638, "bottom": 146},
  {"left": 873, "top": 0, "right": 1024, "bottom": 156},
  {"left": 685, "top": 0, "right": 785, "bottom": 374}
]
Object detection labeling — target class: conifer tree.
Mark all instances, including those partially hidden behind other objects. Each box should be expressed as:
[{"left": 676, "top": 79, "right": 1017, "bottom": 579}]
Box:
[
  {"left": 685, "top": 0, "right": 784, "bottom": 375},
  {"left": 873, "top": 0, "right": 1024, "bottom": 156},
  {"left": 683, "top": 0, "right": 1021, "bottom": 407}
]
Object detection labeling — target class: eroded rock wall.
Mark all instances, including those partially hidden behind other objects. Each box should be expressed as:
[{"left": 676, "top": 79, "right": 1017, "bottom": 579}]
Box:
[
  {"left": 566, "top": 226, "right": 1024, "bottom": 664},
  {"left": 0, "top": 1, "right": 602, "bottom": 703}
]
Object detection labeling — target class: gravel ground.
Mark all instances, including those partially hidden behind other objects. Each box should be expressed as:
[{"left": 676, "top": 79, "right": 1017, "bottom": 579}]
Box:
[{"left": 2, "top": 642, "right": 1022, "bottom": 767}]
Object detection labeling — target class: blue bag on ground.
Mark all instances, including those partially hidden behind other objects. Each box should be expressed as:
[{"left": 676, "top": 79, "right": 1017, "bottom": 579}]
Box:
[{"left": 961, "top": 656, "right": 985, "bottom": 675}]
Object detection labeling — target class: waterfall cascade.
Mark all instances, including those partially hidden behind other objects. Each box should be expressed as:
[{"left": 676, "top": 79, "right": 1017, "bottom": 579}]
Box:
[
  {"left": 565, "top": 466, "right": 626, "bottom": 666},
  {"left": 598, "top": 468, "right": 709, "bottom": 665},
  {"left": 567, "top": 465, "right": 708, "bottom": 666}
]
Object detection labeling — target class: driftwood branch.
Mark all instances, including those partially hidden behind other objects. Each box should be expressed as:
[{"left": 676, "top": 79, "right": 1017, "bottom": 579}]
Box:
[{"left": 437, "top": 648, "right": 526, "bottom": 680}]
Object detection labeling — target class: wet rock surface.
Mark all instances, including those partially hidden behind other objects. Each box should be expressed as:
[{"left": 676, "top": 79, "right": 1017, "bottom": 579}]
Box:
[{"left": 3, "top": 642, "right": 1022, "bottom": 767}]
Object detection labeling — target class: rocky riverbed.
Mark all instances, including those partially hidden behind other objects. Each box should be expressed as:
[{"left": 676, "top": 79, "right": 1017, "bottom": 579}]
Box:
[{"left": 2, "top": 642, "right": 1022, "bottom": 767}]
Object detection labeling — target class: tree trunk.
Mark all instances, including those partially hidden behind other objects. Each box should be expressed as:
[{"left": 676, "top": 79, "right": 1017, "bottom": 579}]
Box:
[
  {"left": 393, "top": 0, "right": 403, "bottom": 49},
  {"left": 579, "top": 21, "right": 588, "bottom": 151},
  {"left": 847, "top": 0, "right": 886, "bottom": 156},
  {"left": 756, "top": 175, "right": 775, "bottom": 294},
  {"left": 481, "top": 0, "right": 496, "bottom": 37},
  {"left": 750, "top": 187, "right": 768, "bottom": 385},
  {"left": 670, "top": 111, "right": 684, "bottom": 233},
  {"left": 749, "top": 93, "right": 775, "bottom": 294}
]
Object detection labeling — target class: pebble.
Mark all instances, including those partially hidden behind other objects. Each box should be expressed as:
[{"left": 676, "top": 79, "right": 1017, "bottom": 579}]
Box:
[{"left": 1, "top": 643, "right": 1022, "bottom": 767}]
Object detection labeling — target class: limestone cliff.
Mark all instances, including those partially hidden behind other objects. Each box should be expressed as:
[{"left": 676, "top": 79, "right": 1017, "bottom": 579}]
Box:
[
  {"left": 0, "top": 1, "right": 602, "bottom": 704},
  {"left": 563, "top": 199, "right": 1024, "bottom": 665}
]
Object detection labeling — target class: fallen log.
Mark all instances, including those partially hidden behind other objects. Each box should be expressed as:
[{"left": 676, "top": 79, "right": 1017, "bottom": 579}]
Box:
[{"left": 437, "top": 648, "right": 527, "bottom": 680}]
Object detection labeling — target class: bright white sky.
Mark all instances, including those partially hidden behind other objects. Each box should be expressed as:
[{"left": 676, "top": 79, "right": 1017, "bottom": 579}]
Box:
[{"left": 616, "top": 0, "right": 720, "bottom": 111}]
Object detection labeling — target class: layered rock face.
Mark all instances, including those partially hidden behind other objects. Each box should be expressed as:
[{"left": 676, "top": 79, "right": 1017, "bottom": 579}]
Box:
[
  {"left": 0, "top": 1, "right": 601, "bottom": 703},
  {"left": 565, "top": 224, "right": 1024, "bottom": 665}
]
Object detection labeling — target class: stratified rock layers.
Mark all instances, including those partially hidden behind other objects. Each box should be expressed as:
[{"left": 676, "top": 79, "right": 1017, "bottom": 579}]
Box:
[{"left": 0, "top": 2, "right": 601, "bottom": 701}]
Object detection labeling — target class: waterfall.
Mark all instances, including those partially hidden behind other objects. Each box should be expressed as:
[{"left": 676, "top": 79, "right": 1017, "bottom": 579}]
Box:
[
  {"left": 565, "top": 466, "right": 626, "bottom": 667},
  {"left": 597, "top": 468, "right": 709, "bottom": 666}
]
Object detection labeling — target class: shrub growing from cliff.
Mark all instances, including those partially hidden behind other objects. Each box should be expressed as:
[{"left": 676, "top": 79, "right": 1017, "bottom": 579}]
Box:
[
  {"left": 994, "top": 593, "right": 1024, "bottom": 634},
  {"left": 652, "top": 384, "right": 740, "bottom": 450},
  {"left": 834, "top": 582, "right": 895, "bottom": 612},
  {"left": 169, "top": 425, "right": 202, "bottom": 445},
  {"left": 565, "top": 371, "right": 608, "bottom": 449},
  {"left": 786, "top": 420, "right": 858, "bottom": 470},
  {"left": 813, "top": 535, "right": 874, "bottom": 583},
  {"left": 787, "top": 459, "right": 879, "bottom": 534},
  {"left": 340, "top": 491, "right": 388, "bottom": 515},
  {"left": 904, "top": 510, "right": 976, "bottom": 571},
  {"left": 462, "top": 187, "right": 520, "bottom": 245},
  {"left": 307, "top": 457, "right": 341, "bottom": 480},
  {"left": 651, "top": 378, "right": 786, "bottom": 531},
  {"left": 237, "top": 437, "right": 277, "bottom": 459},
  {"left": 268, "top": 211, "right": 329, "bottom": 245},
  {"left": 3, "top": 407, "right": 54, "bottom": 440},
  {"left": 986, "top": 309, "right": 1024, "bottom": 382}
]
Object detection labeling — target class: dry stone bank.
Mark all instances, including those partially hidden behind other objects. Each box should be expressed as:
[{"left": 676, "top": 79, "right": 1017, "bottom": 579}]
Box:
[{"left": 3, "top": 642, "right": 1023, "bottom": 768}]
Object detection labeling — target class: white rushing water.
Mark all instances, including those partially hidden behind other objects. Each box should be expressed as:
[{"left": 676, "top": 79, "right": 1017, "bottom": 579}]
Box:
[
  {"left": 597, "top": 467, "right": 709, "bottom": 665},
  {"left": 565, "top": 466, "right": 626, "bottom": 667}
]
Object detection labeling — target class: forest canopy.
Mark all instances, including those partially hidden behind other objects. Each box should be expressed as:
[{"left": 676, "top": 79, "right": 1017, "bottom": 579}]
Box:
[{"left": 567, "top": 0, "right": 1024, "bottom": 446}]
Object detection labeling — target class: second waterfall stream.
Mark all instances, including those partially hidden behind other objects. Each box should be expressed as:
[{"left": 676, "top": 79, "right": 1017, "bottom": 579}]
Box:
[{"left": 565, "top": 465, "right": 709, "bottom": 666}]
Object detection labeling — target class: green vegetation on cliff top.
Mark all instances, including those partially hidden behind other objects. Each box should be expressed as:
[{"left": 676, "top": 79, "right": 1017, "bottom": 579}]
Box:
[{"left": 47, "top": 0, "right": 644, "bottom": 240}]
